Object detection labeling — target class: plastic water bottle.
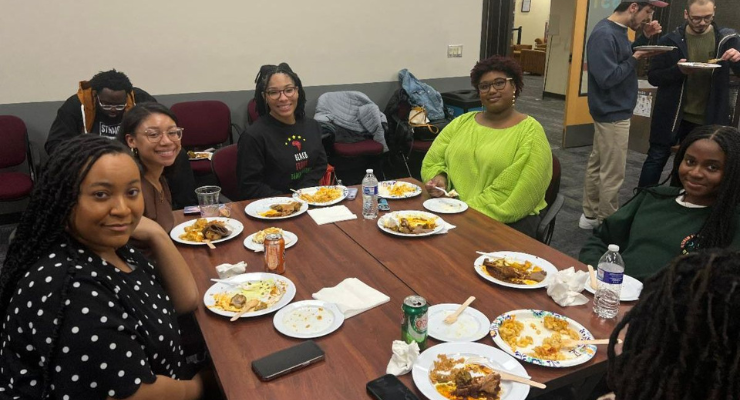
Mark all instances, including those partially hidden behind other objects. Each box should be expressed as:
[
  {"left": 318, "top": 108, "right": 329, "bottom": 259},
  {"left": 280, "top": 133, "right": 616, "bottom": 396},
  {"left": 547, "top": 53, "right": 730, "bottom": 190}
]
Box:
[
  {"left": 362, "top": 169, "right": 379, "bottom": 219},
  {"left": 593, "top": 244, "right": 624, "bottom": 319}
]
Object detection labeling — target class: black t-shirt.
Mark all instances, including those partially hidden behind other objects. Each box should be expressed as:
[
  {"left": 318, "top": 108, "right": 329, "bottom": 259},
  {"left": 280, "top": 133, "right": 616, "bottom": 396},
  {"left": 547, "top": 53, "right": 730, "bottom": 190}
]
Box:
[
  {"left": 91, "top": 112, "right": 123, "bottom": 138},
  {"left": 236, "top": 114, "right": 328, "bottom": 200},
  {"left": 0, "top": 238, "right": 187, "bottom": 399}
]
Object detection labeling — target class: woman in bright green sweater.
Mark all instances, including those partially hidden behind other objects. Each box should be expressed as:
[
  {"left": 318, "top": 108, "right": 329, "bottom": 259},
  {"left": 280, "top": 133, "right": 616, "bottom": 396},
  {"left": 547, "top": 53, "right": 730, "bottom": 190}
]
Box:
[
  {"left": 421, "top": 56, "right": 552, "bottom": 237},
  {"left": 580, "top": 125, "right": 740, "bottom": 281}
]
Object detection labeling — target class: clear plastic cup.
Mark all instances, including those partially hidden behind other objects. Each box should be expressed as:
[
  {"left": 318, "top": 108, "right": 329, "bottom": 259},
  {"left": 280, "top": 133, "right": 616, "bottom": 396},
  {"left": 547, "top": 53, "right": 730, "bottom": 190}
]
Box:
[{"left": 195, "top": 186, "right": 221, "bottom": 217}]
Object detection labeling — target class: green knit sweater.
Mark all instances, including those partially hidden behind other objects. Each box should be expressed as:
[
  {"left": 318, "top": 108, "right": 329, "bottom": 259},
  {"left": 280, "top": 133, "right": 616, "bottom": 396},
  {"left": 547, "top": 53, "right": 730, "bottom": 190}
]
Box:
[
  {"left": 579, "top": 186, "right": 740, "bottom": 281},
  {"left": 421, "top": 113, "right": 552, "bottom": 223}
]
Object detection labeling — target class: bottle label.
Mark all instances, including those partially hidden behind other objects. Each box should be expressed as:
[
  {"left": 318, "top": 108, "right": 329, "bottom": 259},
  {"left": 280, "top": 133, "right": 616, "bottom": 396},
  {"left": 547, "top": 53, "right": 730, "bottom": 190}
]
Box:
[
  {"left": 362, "top": 186, "right": 378, "bottom": 196},
  {"left": 598, "top": 270, "right": 624, "bottom": 285}
]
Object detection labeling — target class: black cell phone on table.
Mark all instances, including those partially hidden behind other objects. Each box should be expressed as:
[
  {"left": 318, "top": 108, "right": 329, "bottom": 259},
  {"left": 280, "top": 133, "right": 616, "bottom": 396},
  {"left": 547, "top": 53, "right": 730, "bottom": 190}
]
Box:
[
  {"left": 367, "top": 374, "right": 420, "bottom": 400},
  {"left": 251, "top": 340, "right": 325, "bottom": 381}
]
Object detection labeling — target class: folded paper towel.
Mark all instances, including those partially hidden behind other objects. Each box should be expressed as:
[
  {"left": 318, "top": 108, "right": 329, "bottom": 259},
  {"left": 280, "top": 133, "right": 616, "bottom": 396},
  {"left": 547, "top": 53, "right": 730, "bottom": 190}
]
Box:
[
  {"left": 547, "top": 267, "right": 589, "bottom": 306},
  {"left": 312, "top": 277, "right": 390, "bottom": 318},
  {"left": 307, "top": 205, "right": 357, "bottom": 225},
  {"left": 386, "top": 340, "right": 420, "bottom": 376},
  {"left": 215, "top": 261, "right": 247, "bottom": 279}
]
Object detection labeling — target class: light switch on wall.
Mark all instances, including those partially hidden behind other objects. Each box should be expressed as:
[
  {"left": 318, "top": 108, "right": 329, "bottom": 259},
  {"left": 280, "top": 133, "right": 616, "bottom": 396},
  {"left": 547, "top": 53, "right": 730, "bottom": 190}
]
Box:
[{"left": 447, "top": 45, "right": 463, "bottom": 58}]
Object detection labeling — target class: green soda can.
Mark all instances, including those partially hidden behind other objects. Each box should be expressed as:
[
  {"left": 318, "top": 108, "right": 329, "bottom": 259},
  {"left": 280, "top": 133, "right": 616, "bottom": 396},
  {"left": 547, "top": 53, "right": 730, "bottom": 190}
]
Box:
[{"left": 401, "top": 295, "right": 428, "bottom": 350}]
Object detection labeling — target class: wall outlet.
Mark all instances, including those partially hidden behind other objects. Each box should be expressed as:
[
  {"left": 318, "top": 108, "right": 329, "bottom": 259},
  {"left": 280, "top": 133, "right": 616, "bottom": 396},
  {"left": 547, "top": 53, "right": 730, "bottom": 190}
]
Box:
[{"left": 447, "top": 44, "right": 463, "bottom": 58}]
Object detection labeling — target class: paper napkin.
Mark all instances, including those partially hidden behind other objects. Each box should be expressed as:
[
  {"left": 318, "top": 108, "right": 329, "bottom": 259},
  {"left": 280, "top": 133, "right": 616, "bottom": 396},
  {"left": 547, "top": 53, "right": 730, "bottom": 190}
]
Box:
[
  {"left": 215, "top": 261, "right": 247, "bottom": 279},
  {"left": 386, "top": 340, "right": 420, "bottom": 376},
  {"left": 547, "top": 267, "right": 590, "bottom": 307},
  {"left": 307, "top": 205, "right": 357, "bottom": 225},
  {"left": 312, "top": 277, "right": 390, "bottom": 318},
  {"left": 436, "top": 222, "right": 456, "bottom": 234}
]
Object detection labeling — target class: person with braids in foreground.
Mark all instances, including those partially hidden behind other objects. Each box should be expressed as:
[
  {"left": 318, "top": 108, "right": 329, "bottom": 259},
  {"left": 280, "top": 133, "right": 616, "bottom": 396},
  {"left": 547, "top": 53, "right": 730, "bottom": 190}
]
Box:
[
  {"left": 601, "top": 249, "right": 740, "bottom": 400},
  {"left": 0, "top": 135, "right": 203, "bottom": 399},
  {"left": 580, "top": 125, "right": 740, "bottom": 280},
  {"left": 236, "top": 63, "right": 327, "bottom": 200}
]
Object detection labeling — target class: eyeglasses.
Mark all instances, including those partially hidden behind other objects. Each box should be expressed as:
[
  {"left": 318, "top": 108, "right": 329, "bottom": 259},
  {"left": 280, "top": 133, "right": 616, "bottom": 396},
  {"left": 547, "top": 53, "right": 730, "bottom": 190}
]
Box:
[
  {"left": 478, "top": 78, "right": 513, "bottom": 93},
  {"left": 96, "top": 97, "right": 127, "bottom": 111},
  {"left": 688, "top": 14, "right": 714, "bottom": 24},
  {"left": 264, "top": 86, "right": 298, "bottom": 100},
  {"left": 142, "top": 128, "right": 184, "bottom": 143}
]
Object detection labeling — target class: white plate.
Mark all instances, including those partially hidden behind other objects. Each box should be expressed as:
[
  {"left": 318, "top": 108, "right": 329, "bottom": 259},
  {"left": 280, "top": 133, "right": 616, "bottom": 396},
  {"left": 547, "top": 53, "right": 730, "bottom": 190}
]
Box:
[
  {"left": 490, "top": 309, "right": 597, "bottom": 368},
  {"left": 474, "top": 252, "right": 558, "bottom": 289},
  {"left": 204, "top": 273, "right": 296, "bottom": 319},
  {"left": 584, "top": 274, "right": 643, "bottom": 302},
  {"left": 273, "top": 300, "right": 344, "bottom": 339},
  {"left": 678, "top": 61, "right": 721, "bottom": 69},
  {"left": 377, "top": 210, "right": 445, "bottom": 237},
  {"left": 412, "top": 342, "right": 530, "bottom": 400},
  {"left": 244, "top": 197, "right": 309, "bottom": 220},
  {"left": 188, "top": 151, "right": 213, "bottom": 161},
  {"left": 423, "top": 198, "right": 468, "bottom": 214},
  {"left": 427, "top": 304, "right": 490, "bottom": 342},
  {"left": 633, "top": 45, "right": 676, "bottom": 52},
  {"left": 291, "top": 185, "right": 348, "bottom": 206},
  {"left": 378, "top": 180, "right": 422, "bottom": 199},
  {"left": 170, "top": 217, "right": 244, "bottom": 245},
  {"left": 243, "top": 230, "right": 298, "bottom": 252}
]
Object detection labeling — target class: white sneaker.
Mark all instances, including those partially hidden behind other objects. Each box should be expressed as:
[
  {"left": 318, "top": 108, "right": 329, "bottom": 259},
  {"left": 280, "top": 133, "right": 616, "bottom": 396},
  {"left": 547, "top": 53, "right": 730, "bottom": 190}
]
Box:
[{"left": 579, "top": 214, "right": 600, "bottom": 230}]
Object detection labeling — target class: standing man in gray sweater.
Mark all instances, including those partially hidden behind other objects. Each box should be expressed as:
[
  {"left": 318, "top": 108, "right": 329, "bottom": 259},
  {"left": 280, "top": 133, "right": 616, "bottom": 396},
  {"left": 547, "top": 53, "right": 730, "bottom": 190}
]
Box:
[{"left": 579, "top": 0, "right": 668, "bottom": 230}]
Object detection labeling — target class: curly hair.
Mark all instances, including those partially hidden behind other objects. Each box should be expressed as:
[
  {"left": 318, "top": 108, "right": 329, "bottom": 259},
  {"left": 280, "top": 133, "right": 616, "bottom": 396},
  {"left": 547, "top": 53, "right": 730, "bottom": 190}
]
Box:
[
  {"left": 607, "top": 249, "right": 740, "bottom": 400},
  {"left": 253, "top": 63, "right": 307, "bottom": 119},
  {"left": 668, "top": 125, "right": 740, "bottom": 250},
  {"left": 89, "top": 69, "right": 133, "bottom": 93},
  {"left": 470, "top": 55, "right": 524, "bottom": 97},
  {"left": 0, "top": 134, "right": 133, "bottom": 398}
]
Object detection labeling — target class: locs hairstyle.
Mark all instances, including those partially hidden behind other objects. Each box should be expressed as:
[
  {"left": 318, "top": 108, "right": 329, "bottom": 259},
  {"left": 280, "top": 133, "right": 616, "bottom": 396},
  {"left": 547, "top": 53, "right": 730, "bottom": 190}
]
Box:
[{"left": 252, "top": 62, "right": 307, "bottom": 118}]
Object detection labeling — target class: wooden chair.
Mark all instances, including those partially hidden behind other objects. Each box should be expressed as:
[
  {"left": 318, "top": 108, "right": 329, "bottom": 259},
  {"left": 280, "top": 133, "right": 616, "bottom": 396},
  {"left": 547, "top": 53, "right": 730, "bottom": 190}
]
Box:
[{"left": 520, "top": 49, "right": 546, "bottom": 75}]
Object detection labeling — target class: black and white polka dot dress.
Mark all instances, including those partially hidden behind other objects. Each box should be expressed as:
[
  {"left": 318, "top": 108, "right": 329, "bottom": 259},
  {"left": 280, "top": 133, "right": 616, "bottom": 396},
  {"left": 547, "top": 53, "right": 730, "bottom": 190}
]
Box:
[{"left": 0, "top": 238, "right": 188, "bottom": 399}]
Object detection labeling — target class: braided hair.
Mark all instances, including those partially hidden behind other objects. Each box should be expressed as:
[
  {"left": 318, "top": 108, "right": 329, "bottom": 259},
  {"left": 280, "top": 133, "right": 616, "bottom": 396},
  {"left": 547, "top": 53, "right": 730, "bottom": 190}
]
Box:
[
  {"left": 253, "top": 62, "right": 307, "bottom": 119},
  {"left": 89, "top": 69, "right": 133, "bottom": 93},
  {"left": 607, "top": 249, "right": 740, "bottom": 399},
  {"left": 0, "top": 135, "right": 132, "bottom": 398},
  {"left": 670, "top": 125, "right": 740, "bottom": 250}
]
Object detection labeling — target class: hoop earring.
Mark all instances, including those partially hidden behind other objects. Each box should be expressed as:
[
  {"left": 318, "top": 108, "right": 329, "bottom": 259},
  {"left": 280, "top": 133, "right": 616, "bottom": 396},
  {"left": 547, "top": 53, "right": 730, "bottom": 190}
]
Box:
[{"left": 131, "top": 147, "right": 139, "bottom": 157}]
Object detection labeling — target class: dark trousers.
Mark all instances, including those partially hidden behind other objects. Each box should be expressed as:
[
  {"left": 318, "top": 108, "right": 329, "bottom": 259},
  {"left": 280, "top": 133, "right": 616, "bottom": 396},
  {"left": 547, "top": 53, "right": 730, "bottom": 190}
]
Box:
[{"left": 638, "top": 119, "right": 699, "bottom": 187}]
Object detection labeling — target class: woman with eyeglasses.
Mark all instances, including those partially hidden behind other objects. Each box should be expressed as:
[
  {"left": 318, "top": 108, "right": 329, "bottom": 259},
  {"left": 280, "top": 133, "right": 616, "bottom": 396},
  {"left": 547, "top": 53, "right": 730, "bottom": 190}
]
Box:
[
  {"left": 421, "top": 56, "right": 552, "bottom": 237},
  {"left": 237, "top": 63, "right": 328, "bottom": 200},
  {"left": 117, "top": 103, "right": 183, "bottom": 234}
]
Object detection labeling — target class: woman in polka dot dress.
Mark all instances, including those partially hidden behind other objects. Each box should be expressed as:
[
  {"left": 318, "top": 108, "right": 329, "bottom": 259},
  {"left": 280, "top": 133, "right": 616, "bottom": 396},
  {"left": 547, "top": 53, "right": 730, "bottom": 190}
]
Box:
[{"left": 0, "top": 135, "right": 203, "bottom": 399}]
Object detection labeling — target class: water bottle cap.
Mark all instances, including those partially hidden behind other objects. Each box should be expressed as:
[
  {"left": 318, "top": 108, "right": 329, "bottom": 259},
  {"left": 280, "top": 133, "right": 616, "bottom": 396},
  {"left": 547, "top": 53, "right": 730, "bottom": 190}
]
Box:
[
  {"left": 366, "top": 169, "right": 373, "bottom": 173},
  {"left": 608, "top": 244, "right": 620, "bottom": 252}
]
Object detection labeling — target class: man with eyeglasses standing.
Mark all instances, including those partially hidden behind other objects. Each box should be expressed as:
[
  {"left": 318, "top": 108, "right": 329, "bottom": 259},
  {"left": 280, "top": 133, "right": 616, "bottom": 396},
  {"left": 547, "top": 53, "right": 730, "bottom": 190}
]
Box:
[
  {"left": 638, "top": 0, "right": 740, "bottom": 187},
  {"left": 46, "top": 69, "right": 197, "bottom": 208},
  {"left": 579, "top": 0, "right": 668, "bottom": 230}
]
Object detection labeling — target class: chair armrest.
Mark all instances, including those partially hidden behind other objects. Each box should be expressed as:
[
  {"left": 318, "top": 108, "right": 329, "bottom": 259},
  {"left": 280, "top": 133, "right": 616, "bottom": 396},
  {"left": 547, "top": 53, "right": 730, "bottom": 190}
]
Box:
[{"left": 536, "top": 193, "right": 564, "bottom": 244}]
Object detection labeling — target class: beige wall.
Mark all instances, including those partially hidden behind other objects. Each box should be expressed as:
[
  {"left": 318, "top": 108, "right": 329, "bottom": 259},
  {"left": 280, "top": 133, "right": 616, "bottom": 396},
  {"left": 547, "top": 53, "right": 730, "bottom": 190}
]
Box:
[
  {"left": 512, "top": 0, "right": 550, "bottom": 46},
  {"left": 0, "top": 0, "right": 482, "bottom": 104},
  {"left": 543, "top": 0, "right": 575, "bottom": 96}
]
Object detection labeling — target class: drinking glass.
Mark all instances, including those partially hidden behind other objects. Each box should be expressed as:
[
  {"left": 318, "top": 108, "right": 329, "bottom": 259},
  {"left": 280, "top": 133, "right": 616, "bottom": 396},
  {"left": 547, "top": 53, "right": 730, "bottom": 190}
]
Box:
[{"left": 195, "top": 186, "right": 221, "bottom": 217}]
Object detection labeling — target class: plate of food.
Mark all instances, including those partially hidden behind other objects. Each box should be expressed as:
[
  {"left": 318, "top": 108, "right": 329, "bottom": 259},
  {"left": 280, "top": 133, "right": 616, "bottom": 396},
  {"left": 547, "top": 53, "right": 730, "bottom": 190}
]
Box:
[
  {"left": 678, "top": 61, "right": 721, "bottom": 69},
  {"left": 584, "top": 274, "right": 643, "bottom": 301},
  {"left": 474, "top": 252, "right": 557, "bottom": 289},
  {"left": 187, "top": 150, "right": 213, "bottom": 161},
  {"left": 378, "top": 180, "right": 422, "bottom": 199},
  {"left": 244, "top": 197, "right": 308, "bottom": 220},
  {"left": 377, "top": 210, "right": 445, "bottom": 237},
  {"left": 423, "top": 198, "right": 468, "bottom": 214},
  {"left": 204, "top": 272, "right": 296, "bottom": 318},
  {"left": 170, "top": 217, "right": 244, "bottom": 245},
  {"left": 243, "top": 227, "right": 298, "bottom": 252},
  {"left": 633, "top": 45, "right": 677, "bottom": 52},
  {"left": 273, "top": 300, "right": 345, "bottom": 339},
  {"left": 292, "top": 185, "right": 348, "bottom": 206},
  {"left": 490, "top": 309, "right": 597, "bottom": 368},
  {"left": 412, "top": 342, "right": 530, "bottom": 400},
  {"left": 427, "top": 304, "right": 490, "bottom": 342}
]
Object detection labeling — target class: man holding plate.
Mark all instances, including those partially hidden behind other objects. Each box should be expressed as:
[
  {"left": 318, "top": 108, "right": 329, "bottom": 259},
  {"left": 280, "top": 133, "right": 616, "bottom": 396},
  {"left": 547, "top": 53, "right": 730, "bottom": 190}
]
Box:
[{"left": 638, "top": 0, "right": 740, "bottom": 187}]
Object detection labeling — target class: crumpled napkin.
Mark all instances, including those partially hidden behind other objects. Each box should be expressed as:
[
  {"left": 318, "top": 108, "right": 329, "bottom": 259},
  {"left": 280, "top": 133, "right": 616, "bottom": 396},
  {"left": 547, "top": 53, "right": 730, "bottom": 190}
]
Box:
[
  {"left": 386, "top": 340, "right": 420, "bottom": 376},
  {"left": 214, "top": 261, "right": 247, "bottom": 279},
  {"left": 307, "top": 205, "right": 357, "bottom": 225},
  {"left": 547, "top": 267, "right": 589, "bottom": 306},
  {"left": 436, "top": 222, "right": 456, "bottom": 235},
  {"left": 312, "top": 277, "right": 390, "bottom": 318}
]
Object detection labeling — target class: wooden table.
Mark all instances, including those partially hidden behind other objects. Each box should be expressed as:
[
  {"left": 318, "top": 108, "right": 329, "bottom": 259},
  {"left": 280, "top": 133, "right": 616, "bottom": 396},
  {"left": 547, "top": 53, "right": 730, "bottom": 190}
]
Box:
[{"left": 174, "top": 180, "right": 630, "bottom": 399}]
